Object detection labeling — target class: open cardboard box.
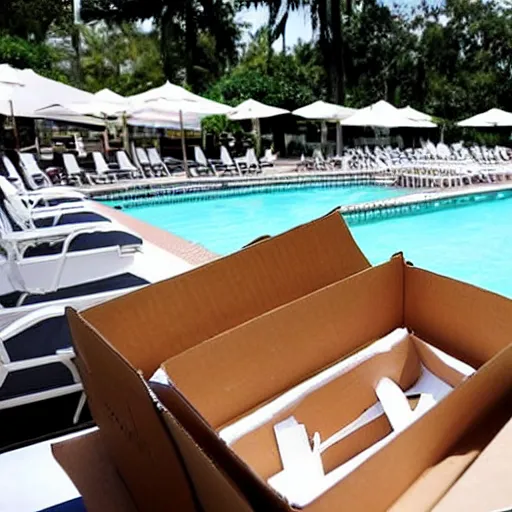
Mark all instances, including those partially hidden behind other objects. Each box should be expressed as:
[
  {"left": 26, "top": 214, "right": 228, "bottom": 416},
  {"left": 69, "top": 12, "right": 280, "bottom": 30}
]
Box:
[{"left": 57, "top": 211, "right": 512, "bottom": 511}]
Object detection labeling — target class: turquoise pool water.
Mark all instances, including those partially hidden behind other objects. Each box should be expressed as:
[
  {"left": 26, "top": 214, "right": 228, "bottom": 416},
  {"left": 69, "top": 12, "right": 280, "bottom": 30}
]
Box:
[
  {"left": 116, "top": 185, "right": 407, "bottom": 252},
  {"left": 112, "top": 185, "right": 512, "bottom": 297}
]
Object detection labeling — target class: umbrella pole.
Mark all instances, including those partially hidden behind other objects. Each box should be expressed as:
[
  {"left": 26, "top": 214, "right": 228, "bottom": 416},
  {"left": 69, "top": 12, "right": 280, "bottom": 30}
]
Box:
[
  {"left": 180, "top": 110, "right": 190, "bottom": 177},
  {"left": 253, "top": 118, "right": 262, "bottom": 157},
  {"left": 9, "top": 100, "right": 19, "bottom": 150},
  {"left": 122, "top": 113, "right": 129, "bottom": 153},
  {"left": 336, "top": 122, "right": 343, "bottom": 157}
]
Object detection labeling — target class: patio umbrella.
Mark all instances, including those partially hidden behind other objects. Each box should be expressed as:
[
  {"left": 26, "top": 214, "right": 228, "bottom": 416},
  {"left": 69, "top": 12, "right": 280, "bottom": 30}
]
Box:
[
  {"left": 227, "top": 99, "right": 289, "bottom": 156},
  {"left": 457, "top": 108, "right": 512, "bottom": 127},
  {"left": 0, "top": 64, "right": 25, "bottom": 148},
  {"left": 399, "top": 105, "right": 435, "bottom": 123},
  {"left": 340, "top": 100, "right": 436, "bottom": 128},
  {"left": 293, "top": 101, "right": 357, "bottom": 156},
  {"left": 129, "top": 82, "right": 231, "bottom": 175},
  {"left": 0, "top": 64, "right": 94, "bottom": 119}
]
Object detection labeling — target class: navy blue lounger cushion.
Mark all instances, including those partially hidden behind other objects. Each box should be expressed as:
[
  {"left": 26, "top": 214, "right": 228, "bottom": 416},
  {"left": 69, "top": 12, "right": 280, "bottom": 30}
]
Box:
[
  {"left": 0, "top": 272, "right": 148, "bottom": 308},
  {"left": 23, "top": 231, "right": 142, "bottom": 258},
  {"left": 34, "top": 212, "right": 110, "bottom": 228}
]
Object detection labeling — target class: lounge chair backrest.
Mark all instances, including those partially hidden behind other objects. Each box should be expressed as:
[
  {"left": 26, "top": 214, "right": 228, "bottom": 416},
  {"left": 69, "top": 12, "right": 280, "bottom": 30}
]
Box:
[
  {"left": 194, "top": 146, "right": 208, "bottom": 166},
  {"left": 147, "top": 148, "right": 163, "bottom": 167},
  {"left": 136, "top": 148, "right": 150, "bottom": 166},
  {"left": 264, "top": 148, "right": 275, "bottom": 162},
  {"left": 1, "top": 156, "right": 25, "bottom": 194},
  {"left": 246, "top": 148, "right": 259, "bottom": 168},
  {"left": 63, "top": 154, "right": 82, "bottom": 176},
  {"left": 92, "top": 152, "right": 110, "bottom": 174},
  {"left": 0, "top": 176, "right": 33, "bottom": 230},
  {"left": 19, "top": 153, "right": 52, "bottom": 188},
  {"left": 220, "top": 146, "right": 235, "bottom": 166},
  {"left": 116, "top": 151, "right": 137, "bottom": 171}
]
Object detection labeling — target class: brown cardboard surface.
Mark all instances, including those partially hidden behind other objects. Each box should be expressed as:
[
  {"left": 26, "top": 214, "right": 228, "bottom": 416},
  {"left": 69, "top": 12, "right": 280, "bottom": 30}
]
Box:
[
  {"left": 433, "top": 405, "right": 512, "bottom": 511},
  {"left": 61, "top": 211, "right": 512, "bottom": 512},
  {"left": 389, "top": 393, "right": 512, "bottom": 512},
  {"left": 52, "top": 431, "right": 137, "bottom": 512},
  {"left": 304, "top": 342, "right": 512, "bottom": 511},
  {"left": 228, "top": 334, "right": 419, "bottom": 479},
  {"left": 66, "top": 309, "right": 199, "bottom": 512},
  {"left": 405, "top": 264, "right": 512, "bottom": 367},
  {"left": 162, "top": 257, "right": 404, "bottom": 429},
  {"left": 82, "top": 211, "right": 370, "bottom": 376}
]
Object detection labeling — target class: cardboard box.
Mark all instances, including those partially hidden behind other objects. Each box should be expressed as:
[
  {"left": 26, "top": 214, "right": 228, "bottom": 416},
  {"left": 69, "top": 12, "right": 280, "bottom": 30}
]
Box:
[{"left": 60, "top": 212, "right": 512, "bottom": 511}]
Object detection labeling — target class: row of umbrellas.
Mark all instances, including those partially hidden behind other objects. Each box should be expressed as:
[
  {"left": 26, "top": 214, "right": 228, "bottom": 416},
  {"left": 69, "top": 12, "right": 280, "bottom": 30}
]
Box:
[{"left": 1, "top": 62, "right": 511, "bottom": 136}]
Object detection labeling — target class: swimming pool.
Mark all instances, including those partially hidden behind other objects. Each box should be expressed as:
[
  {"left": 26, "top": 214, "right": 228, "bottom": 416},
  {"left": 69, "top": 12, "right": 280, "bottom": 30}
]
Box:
[
  {"left": 115, "top": 185, "right": 407, "bottom": 252},
  {"left": 109, "top": 184, "right": 512, "bottom": 298}
]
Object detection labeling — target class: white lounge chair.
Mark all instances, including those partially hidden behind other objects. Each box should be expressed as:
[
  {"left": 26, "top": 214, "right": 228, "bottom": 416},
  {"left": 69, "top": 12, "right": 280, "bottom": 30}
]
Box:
[
  {"left": 89, "top": 152, "right": 133, "bottom": 184},
  {"left": 147, "top": 147, "right": 181, "bottom": 175},
  {"left": 2, "top": 156, "right": 85, "bottom": 206},
  {"left": 193, "top": 146, "right": 217, "bottom": 176},
  {"left": 260, "top": 148, "right": 277, "bottom": 167},
  {"left": 220, "top": 146, "right": 242, "bottom": 175},
  {"left": 0, "top": 307, "right": 85, "bottom": 424},
  {"left": 18, "top": 153, "right": 54, "bottom": 189},
  {"left": 134, "top": 147, "right": 155, "bottom": 177},
  {"left": 246, "top": 148, "right": 263, "bottom": 174},
  {"left": 62, "top": 154, "right": 84, "bottom": 186},
  {"left": 116, "top": 151, "right": 142, "bottom": 179}
]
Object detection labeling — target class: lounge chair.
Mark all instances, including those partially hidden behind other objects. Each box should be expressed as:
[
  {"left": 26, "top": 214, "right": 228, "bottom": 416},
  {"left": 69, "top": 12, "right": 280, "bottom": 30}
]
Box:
[
  {"left": 147, "top": 148, "right": 176, "bottom": 175},
  {"left": 261, "top": 148, "right": 277, "bottom": 166},
  {"left": 2, "top": 156, "right": 84, "bottom": 206},
  {"left": 89, "top": 152, "right": 132, "bottom": 184},
  {"left": 0, "top": 315, "right": 85, "bottom": 423},
  {"left": 18, "top": 153, "right": 54, "bottom": 189},
  {"left": 134, "top": 147, "right": 155, "bottom": 177},
  {"left": 62, "top": 154, "right": 85, "bottom": 186},
  {"left": 246, "top": 148, "right": 263, "bottom": 174},
  {"left": 0, "top": 177, "right": 109, "bottom": 232},
  {"left": 193, "top": 146, "right": 218, "bottom": 176},
  {"left": 220, "top": 146, "right": 242, "bottom": 175},
  {"left": 0, "top": 271, "right": 150, "bottom": 421},
  {"left": 116, "top": 151, "right": 143, "bottom": 179}
]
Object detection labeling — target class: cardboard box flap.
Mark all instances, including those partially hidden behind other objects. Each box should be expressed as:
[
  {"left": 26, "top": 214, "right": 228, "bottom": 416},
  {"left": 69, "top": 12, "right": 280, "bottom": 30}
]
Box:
[
  {"left": 163, "top": 258, "right": 404, "bottom": 429},
  {"left": 66, "top": 308, "right": 198, "bottom": 512},
  {"left": 405, "top": 265, "right": 512, "bottom": 367},
  {"left": 82, "top": 211, "right": 370, "bottom": 376},
  {"left": 52, "top": 431, "right": 138, "bottom": 512},
  {"left": 433, "top": 411, "right": 512, "bottom": 511}
]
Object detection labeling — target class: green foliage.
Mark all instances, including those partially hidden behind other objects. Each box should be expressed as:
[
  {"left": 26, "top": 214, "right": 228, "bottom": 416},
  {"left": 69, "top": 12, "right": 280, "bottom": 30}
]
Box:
[
  {"left": 81, "top": 0, "right": 242, "bottom": 92},
  {"left": 208, "top": 30, "right": 325, "bottom": 110},
  {"left": 0, "top": 34, "right": 68, "bottom": 82},
  {"left": 79, "top": 23, "right": 165, "bottom": 95}
]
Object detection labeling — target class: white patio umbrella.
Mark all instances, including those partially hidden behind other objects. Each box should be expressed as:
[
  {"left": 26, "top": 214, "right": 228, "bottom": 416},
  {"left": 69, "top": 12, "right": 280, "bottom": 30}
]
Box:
[
  {"left": 340, "top": 100, "right": 436, "bottom": 128},
  {"left": 227, "top": 99, "right": 289, "bottom": 156},
  {"left": 293, "top": 100, "right": 357, "bottom": 156},
  {"left": 399, "top": 105, "right": 435, "bottom": 123},
  {"left": 457, "top": 108, "right": 512, "bottom": 127},
  {"left": 0, "top": 64, "right": 94, "bottom": 119},
  {"left": 129, "top": 82, "right": 231, "bottom": 175},
  {"left": 0, "top": 64, "right": 25, "bottom": 148}
]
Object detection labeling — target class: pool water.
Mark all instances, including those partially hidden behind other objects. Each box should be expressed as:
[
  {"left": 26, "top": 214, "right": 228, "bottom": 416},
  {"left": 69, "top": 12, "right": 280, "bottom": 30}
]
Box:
[
  {"left": 120, "top": 185, "right": 407, "bottom": 252},
  {"left": 115, "top": 185, "right": 512, "bottom": 297}
]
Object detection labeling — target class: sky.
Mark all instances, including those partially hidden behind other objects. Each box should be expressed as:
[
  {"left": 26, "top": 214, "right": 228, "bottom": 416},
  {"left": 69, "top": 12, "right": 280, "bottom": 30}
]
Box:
[{"left": 237, "top": 1, "right": 428, "bottom": 51}]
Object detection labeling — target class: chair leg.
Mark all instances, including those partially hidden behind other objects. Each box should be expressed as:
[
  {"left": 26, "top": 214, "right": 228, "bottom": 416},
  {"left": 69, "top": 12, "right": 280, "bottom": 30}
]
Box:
[{"left": 73, "top": 391, "right": 87, "bottom": 424}]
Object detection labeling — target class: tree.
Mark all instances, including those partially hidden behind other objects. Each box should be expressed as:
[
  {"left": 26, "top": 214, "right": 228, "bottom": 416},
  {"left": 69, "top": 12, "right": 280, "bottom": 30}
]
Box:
[
  {"left": 78, "top": 23, "right": 165, "bottom": 95},
  {"left": 208, "top": 29, "right": 325, "bottom": 110},
  {"left": 0, "top": 0, "right": 71, "bottom": 42},
  {"left": 80, "top": 0, "right": 242, "bottom": 92}
]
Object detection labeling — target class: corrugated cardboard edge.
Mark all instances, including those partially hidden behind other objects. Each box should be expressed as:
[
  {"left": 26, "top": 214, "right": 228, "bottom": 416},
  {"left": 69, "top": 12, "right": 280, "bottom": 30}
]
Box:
[{"left": 52, "top": 431, "right": 138, "bottom": 512}]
